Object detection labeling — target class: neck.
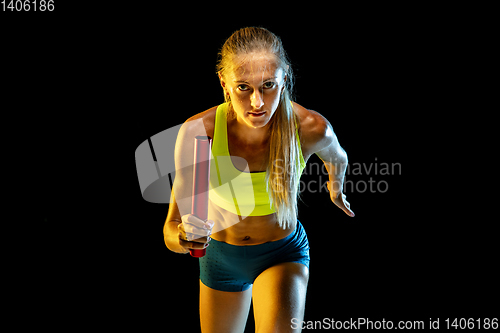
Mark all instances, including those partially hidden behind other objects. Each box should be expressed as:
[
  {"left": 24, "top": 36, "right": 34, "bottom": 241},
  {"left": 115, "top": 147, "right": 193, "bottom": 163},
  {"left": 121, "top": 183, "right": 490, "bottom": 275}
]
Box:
[{"left": 228, "top": 110, "right": 272, "bottom": 146}]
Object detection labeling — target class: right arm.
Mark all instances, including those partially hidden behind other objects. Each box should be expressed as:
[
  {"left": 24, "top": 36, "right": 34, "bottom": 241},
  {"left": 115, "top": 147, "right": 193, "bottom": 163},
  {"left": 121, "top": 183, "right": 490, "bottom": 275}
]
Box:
[{"left": 163, "top": 109, "right": 215, "bottom": 253}]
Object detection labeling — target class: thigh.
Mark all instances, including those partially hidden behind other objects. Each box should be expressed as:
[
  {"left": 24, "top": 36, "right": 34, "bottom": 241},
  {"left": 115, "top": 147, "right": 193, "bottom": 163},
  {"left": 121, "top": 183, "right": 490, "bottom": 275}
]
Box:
[
  {"left": 252, "top": 262, "right": 309, "bottom": 333},
  {"left": 199, "top": 280, "right": 252, "bottom": 333}
]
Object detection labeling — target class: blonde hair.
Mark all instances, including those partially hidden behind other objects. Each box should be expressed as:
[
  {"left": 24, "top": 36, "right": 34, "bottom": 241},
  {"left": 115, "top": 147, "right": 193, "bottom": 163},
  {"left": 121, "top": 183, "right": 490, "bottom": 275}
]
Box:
[{"left": 216, "top": 27, "right": 301, "bottom": 229}]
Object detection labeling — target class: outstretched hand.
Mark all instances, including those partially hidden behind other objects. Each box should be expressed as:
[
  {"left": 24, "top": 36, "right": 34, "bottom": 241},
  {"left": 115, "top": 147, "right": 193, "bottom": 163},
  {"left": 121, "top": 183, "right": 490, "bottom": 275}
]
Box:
[{"left": 327, "top": 181, "right": 355, "bottom": 217}]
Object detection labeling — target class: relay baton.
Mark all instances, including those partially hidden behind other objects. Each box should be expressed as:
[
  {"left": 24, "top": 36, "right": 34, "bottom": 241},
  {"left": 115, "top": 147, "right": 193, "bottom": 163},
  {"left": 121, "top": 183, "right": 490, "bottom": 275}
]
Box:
[{"left": 190, "top": 136, "right": 212, "bottom": 258}]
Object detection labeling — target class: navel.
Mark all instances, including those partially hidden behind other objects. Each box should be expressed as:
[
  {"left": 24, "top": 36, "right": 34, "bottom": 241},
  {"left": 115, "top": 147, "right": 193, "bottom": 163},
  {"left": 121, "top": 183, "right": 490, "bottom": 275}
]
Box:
[{"left": 242, "top": 236, "right": 251, "bottom": 241}]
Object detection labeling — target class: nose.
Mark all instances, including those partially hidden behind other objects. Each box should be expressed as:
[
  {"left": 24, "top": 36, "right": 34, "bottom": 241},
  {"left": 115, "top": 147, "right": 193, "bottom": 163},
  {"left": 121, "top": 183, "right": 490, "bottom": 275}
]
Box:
[{"left": 250, "top": 89, "right": 264, "bottom": 109}]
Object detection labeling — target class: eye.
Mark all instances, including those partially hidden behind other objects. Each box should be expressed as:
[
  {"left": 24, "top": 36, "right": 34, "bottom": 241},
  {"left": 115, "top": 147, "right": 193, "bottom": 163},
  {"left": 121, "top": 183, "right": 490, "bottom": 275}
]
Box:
[
  {"left": 237, "top": 84, "right": 250, "bottom": 91},
  {"left": 263, "top": 81, "right": 276, "bottom": 89}
]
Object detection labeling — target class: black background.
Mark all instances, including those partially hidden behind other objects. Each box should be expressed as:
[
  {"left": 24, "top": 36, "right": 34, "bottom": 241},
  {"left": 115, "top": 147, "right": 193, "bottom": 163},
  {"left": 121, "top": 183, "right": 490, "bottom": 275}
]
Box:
[{"left": 4, "top": 3, "right": 497, "bottom": 332}]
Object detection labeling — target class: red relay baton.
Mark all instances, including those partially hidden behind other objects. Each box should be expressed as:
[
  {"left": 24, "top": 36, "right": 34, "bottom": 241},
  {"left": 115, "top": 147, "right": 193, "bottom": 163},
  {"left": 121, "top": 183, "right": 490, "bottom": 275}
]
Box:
[{"left": 190, "top": 136, "right": 212, "bottom": 258}]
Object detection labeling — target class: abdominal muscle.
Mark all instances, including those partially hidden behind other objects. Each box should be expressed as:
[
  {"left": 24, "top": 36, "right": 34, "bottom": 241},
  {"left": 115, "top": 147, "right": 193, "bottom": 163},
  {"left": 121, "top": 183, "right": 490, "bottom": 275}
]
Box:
[{"left": 208, "top": 201, "right": 295, "bottom": 245}]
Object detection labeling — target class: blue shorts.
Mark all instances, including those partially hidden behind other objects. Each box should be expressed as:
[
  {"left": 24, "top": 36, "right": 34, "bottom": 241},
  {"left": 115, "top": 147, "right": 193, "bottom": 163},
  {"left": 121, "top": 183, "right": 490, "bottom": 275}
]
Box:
[{"left": 199, "top": 220, "right": 310, "bottom": 292}]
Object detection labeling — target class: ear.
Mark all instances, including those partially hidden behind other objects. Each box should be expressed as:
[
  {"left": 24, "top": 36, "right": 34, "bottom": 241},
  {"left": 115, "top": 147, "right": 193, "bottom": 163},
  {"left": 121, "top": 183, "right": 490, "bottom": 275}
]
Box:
[
  {"left": 218, "top": 72, "right": 226, "bottom": 89},
  {"left": 281, "top": 74, "right": 287, "bottom": 93}
]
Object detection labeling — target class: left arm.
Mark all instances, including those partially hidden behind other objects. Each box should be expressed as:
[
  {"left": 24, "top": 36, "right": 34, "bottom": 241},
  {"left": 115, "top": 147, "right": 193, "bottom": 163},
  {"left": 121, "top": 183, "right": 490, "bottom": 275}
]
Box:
[
  {"left": 296, "top": 103, "right": 354, "bottom": 217},
  {"left": 315, "top": 123, "right": 355, "bottom": 217}
]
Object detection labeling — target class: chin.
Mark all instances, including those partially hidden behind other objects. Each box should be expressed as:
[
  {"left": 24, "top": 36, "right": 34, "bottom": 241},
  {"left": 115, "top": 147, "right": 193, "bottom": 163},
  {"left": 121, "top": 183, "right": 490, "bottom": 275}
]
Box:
[{"left": 246, "top": 115, "right": 271, "bottom": 128}]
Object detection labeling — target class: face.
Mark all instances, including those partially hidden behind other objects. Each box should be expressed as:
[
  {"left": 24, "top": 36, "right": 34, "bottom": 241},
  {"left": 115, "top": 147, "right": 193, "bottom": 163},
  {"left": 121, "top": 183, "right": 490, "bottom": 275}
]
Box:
[{"left": 219, "top": 52, "right": 286, "bottom": 129}]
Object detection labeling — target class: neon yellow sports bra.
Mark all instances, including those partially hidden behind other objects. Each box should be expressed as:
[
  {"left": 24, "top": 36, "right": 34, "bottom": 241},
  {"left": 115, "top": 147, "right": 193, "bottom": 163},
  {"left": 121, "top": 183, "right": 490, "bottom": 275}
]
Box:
[{"left": 209, "top": 103, "right": 306, "bottom": 216}]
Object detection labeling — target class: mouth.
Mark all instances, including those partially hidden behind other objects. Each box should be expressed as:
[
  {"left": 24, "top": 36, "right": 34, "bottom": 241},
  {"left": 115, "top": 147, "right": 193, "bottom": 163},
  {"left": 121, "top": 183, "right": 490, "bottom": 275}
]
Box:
[{"left": 248, "top": 111, "right": 266, "bottom": 117}]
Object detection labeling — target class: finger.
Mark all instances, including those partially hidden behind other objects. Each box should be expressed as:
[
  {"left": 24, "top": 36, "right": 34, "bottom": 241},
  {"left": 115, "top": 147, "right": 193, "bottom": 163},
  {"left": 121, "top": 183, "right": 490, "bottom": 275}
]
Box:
[
  {"left": 178, "top": 224, "right": 187, "bottom": 240},
  {"left": 344, "top": 205, "right": 355, "bottom": 217},
  {"left": 181, "top": 214, "right": 204, "bottom": 227},
  {"left": 204, "top": 220, "right": 214, "bottom": 230},
  {"left": 341, "top": 197, "right": 355, "bottom": 217},
  {"left": 178, "top": 231, "right": 212, "bottom": 243},
  {"left": 178, "top": 224, "right": 207, "bottom": 242},
  {"left": 183, "top": 224, "right": 212, "bottom": 237},
  {"left": 335, "top": 194, "right": 355, "bottom": 217},
  {"left": 178, "top": 237, "right": 210, "bottom": 250},
  {"left": 183, "top": 232, "right": 211, "bottom": 243},
  {"left": 191, "top": 235, "right": 211, "bottom": 244}
]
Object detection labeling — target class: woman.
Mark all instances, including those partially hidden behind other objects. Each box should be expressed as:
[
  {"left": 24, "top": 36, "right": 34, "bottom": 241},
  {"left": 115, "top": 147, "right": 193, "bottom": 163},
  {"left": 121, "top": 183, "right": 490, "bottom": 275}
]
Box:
[{"left": 164, "top": 27, "right": 354, "bottom": 333}]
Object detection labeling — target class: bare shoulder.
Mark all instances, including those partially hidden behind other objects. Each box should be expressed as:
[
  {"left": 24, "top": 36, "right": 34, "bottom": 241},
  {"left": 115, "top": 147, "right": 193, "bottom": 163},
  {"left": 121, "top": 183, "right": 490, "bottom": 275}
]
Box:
[
  {"left": 180, "top": 105, "right": 218, "bottom": 139},
  {"left": 174, "top": 105, "right": 218, "bottom": 175},
  {"left": 292, "top": 102, "right": 333, "bottom": 157}
]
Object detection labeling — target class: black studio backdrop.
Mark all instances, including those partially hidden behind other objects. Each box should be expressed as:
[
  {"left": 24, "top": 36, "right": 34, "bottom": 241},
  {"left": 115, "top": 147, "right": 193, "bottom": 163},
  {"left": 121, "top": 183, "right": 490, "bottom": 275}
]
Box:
[
  {"left": 19, "top": 7, "right": 496, "bottom": 332},
  {"left": 126, "top": 21, "right": 450, "bottom": 332},
  {"left": 125, "top": 18, "right": 497, "bottom": 332}
]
